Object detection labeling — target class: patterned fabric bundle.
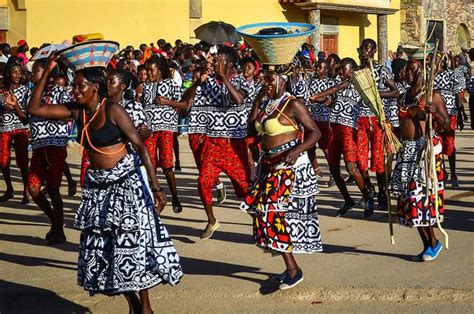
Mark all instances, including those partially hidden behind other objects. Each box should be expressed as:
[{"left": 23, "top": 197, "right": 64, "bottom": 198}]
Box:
[
  {"left": 75, "top": 151, "right": 183, "bottom": 295},
  {"left": 389, "top": 137, "right": 445, "bottom": 227},
  {"left": 240, "top": 152, "right": 322, "bottom": 254}
]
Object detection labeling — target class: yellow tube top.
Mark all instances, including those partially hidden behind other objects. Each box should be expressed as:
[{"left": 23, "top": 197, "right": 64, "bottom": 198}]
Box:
[{"left": 255, "top": 97, "right": 299, "bottom": 136}]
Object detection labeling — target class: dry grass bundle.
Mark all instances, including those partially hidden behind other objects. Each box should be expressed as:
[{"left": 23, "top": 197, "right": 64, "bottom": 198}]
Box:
[{"left": 351, "top": 65, "right": 401, "bottom": 154}]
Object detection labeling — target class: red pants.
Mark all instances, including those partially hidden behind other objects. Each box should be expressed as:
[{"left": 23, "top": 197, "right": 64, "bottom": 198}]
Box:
[
  {"left": 315, "top": 120, "right": 332, "bottom": 150},
  {"left": 198, "top": 137, "right": 250, "bottom": 205},
  {"left": 356, "top": 116, "right": 384, "bottom": 173},
  {"left": 328, "top": 124, "right": 357, "bottom": 167},
  {"left": 188, "top": 133, "right": 207, "bottom": 170},
  {"left": 436, "top": 115, "right": 457, "bottom": 157},
  {"left": 0, "top": 129, "right": 29, "bottom": 169},
  {"left": 28, "top": 146, "right": 67, "bottom": 188},
  {"left": 145, "top": 130, "right": 174, "bottom": 169}
]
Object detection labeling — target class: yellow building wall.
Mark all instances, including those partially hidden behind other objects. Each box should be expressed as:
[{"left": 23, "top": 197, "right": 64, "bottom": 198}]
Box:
[
  {"left": 2, "top": 0, "right": 27, "bottom": 46},
  {"left": 200, "top": 0, "right": 305, "bottom": 27},
  {"left": 322, "top": 0, "right": 401, "bottom": 60},
  {"left": 24, "top": 0, "right": 189, "bottom": 49},
  {"left": 3, "top": 0, "right": 400, "bottom": 62}
]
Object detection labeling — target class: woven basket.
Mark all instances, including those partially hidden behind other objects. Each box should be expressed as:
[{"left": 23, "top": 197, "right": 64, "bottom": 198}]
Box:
[
  {"left": 57, "top": 40, "right": 119, "bottom": 72},
  {"left": 236, "top": 22, "right": 317, "bottom": 65}
]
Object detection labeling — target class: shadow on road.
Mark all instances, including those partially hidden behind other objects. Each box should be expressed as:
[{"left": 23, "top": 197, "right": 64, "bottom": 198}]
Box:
[
  {"left": 0, "top": 279, "right": 89, "bottom": 313},
  {"left": 0, "top": 252, "right": 77, "bottom": 270},
  {"left": 179, "top": 256, "right": 281, "bottom": 295}
]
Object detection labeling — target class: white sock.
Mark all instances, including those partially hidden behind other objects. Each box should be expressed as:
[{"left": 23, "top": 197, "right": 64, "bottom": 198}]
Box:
[{"left": 216, "top": 183, "right": 224, "bottom": 189}]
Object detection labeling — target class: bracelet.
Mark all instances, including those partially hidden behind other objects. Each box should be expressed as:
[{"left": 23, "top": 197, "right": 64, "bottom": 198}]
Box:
[{"left": 151, "top": 187, "right": 163, "bottom": 193}]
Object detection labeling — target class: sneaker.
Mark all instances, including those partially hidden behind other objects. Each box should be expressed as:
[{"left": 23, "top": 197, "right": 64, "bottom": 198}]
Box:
[
  {"left": 175, "top": 163, "right": 182, "bottom": 173},
  {"left": 336, "top": 200, "right": 355, "bottom": 217},
  {"left": 377, "top": 192, "right": 388, "bottom": 210},
  {"left": 363, "top": 197, "right": 375, "bottom": 218},
  {"left": 345, "top": 175, "right": 354, "bottom": 184},
  {"left": 412, "top": 247, "right": 429, "bottom": 262},
  {"left": 200, "top": 220, "right": 221, "bottom": 240},
  {"left": 272, "top": 271, "right": 287, "bottom": 283},
  {"left": 359, "top": 187, "right": 375, "bottom": 205},
  {"left": 327, "top": 175, "right": 336, "bottom": 188},
  {"left": 279, "top": 269, "right": 304, "bottom": 290},
  {"left": 451, "top": 175, "right": 460, "bottom": 189},
  {"left": 216, "top": 184, "right": 227, "bottom": 204},
  {"left": 422, "top": 241, "right": 442, "bottom": 261},
  {"left": 172, "top": 198, "right": 183, "bottom": 214}
]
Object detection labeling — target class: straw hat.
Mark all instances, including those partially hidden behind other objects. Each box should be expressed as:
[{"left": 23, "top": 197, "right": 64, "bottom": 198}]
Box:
[
  {"left": 236, "top": 22, "right": 316, "bottom": 65},
  {"left": 57, "top": 40, "right": 119, "bottom": 72}
]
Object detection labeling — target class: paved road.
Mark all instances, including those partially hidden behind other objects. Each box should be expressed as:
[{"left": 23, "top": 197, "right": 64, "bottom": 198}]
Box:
[{"left": 1, "top": 127, "right": 473, "bottom": 313}]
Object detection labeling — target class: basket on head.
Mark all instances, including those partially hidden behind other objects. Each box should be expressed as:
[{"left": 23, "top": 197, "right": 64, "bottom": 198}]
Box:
[
  {"left": 236, "top": 22, "right": 317, "bottom": 65},
  {"left": 57, "top": 40, "right": 119, "bottom": 72}
]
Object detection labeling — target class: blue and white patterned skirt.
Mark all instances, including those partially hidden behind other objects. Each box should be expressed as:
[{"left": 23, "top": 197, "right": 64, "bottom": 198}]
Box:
[{"left": 75, "top": 152, "right": 183, "bottom": 296}]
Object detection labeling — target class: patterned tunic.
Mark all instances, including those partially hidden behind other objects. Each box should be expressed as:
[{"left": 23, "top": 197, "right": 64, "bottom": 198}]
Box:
[
  {"left": 29, "top": 85, "right": 71, "bottom": 149},
  {"left": 202, "top": 75, "right": 251, "bottom": 138},
  {"left": 307, "top": 77, "right": 336, "bottom": 122},
  {"left": 121, "top": 99, "right": 148, "bottom": 128},
  {"left": 140, "top": 78, "right": 183, "bottom": 132},
  {"left": 291, "top": 79, "right": 309, "bottom": 102},
  {"left": 187, "top": 85, "right": 207, "bottom": 134},
  {"left": 0, "top": 85, "right": 29, "bottom": 132},
  {"left": 329, "top": 84, "right": 362, "bottom": 129},
  {"left": 434, "top": 69, "right": 462, "bottom": 115}
]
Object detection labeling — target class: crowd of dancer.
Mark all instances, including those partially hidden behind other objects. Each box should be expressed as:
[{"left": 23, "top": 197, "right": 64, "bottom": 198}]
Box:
[{"left": 1, "top": 35, "right": 473, "bottom": 312}]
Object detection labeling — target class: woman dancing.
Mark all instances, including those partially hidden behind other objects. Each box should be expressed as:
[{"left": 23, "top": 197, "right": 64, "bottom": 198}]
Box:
[
  {"left": 242, "top": 64, "right": 322, "bottom": 290},
  {"left": 28, "top": 50, "right": 182, "bottom": 313}
]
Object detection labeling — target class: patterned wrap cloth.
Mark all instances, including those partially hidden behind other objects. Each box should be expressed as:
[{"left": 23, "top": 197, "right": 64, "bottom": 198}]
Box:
[
  {"left": 389, "top": 137, "right": 445, "bottom": 227},
  {"left": 240, "top": 152, "right": 322, "bottom": 254},
  {"left": 75, "top": 151, "right": 183, "bottom": 295}
]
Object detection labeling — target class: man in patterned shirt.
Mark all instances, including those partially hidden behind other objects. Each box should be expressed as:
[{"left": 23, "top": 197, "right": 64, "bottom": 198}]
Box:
[
  {"left": 358, "top": 39, "right": 400, "bottom": 215},
  {"left": 0, "top": 57, "right": 30, "bottom": 204},
  {"left": 27, "top": 59, "right": 72, "bottom": 244},
  {"left": 183, "top": 47, "right": 251, "bottom": 239},
  {"left": 433, "top": 55, "right": 464, "bottom": 188},
  {"left": 308, "top": 60, "right": 336, "bottom": 186},
  {"left": 310, "top": 58, "right": 375, "bottom": 216},
  {"left": 184, "top": 66, "right": 227, "bottom": 204},
  {"left": 141, "top": 56, "right": 189, "bottom": 213}
]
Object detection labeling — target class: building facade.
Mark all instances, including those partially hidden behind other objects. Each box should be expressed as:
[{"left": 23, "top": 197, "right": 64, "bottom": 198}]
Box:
[
  {"left": 400, "top": 0, "right": 473, "bottom": 53},
  {"left": 1, "top": 0, "right": 401, "bottom": 61}
]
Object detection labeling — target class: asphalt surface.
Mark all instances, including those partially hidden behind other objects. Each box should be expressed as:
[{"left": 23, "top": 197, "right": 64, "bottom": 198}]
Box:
[{"left": 1, "top": 126, "right": 473, "bottom": 313}]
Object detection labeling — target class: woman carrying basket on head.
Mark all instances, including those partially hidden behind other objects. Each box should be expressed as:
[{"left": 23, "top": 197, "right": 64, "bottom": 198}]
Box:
[
  {"left": 28, "top": 43, "right": 182, "bottom": 313},
  {"left": 238, "top": 23, "right": 322, "bottom": 291}
]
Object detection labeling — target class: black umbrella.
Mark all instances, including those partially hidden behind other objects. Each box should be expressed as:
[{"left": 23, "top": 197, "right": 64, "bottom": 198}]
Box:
[{"left": 194, "top": 21, "right": 242, "bottom": 45}]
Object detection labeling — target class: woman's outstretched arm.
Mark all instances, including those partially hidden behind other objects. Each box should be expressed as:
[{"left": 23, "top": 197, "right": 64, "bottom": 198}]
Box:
[{"left": 27, "top": 56, "right": 75, "bottom": 120}]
